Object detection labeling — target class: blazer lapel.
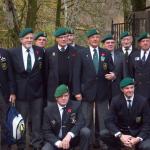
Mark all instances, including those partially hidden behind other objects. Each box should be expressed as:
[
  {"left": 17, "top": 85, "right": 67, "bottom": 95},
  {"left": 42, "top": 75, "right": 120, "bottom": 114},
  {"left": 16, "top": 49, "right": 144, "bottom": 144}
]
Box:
[
  {"left": 17, "top": 47, "right": 25, "bottom": 71},
  {"left": 52, "top": 46, "right": 59, "bottom": 82},
  {"left": 31, "top": 47, "right": 39, "bottom": 71},
  {"left": 86, "top": 47, "right": 97, "bottom": 73}
]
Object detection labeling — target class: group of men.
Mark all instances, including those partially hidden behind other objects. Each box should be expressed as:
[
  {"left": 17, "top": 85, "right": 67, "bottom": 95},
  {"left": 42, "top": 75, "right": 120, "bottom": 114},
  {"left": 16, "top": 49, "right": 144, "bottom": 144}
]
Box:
[{"left": 1, "top": 26, "right": 150, "bottom": 150}]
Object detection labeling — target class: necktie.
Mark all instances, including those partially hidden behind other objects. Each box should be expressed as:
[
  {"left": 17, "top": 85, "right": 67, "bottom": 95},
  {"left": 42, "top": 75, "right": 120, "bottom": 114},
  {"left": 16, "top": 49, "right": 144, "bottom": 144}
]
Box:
[
  {"left": 142, "top": 51, "right": 146, "bottom": 64},
  {"left": 60, "top": 48, "right": 65, "bottom": 52},
  {"left": 125, "top": 47, "right": 129, "bottom": 63},
  {"left": 26, "top": 49, "right": 32, "bottom": 72},
  {"left": 127, "top": 100, "right": 132, "bottom": 112},
  {"left": 59, "top": 107, "right": 66, "bottom": 138},
  {"left": 93, "top": 49, "right": 99, "bottom": 73}
]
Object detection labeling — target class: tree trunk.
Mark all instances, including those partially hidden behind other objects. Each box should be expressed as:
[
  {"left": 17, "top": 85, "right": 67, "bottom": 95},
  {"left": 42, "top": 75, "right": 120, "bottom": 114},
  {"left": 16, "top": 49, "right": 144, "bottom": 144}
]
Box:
[
  {"left": 55, "top": 0, "right": 61, "bottom": 29},
  {"left": 131, "top": 0, "right": 146, "bottom": 11},
  {"left": 3, "top": 0, "right": 20, "bottom": 47},
  {"left": 26, "top": 0, "right": 38, "bottom": 30}
]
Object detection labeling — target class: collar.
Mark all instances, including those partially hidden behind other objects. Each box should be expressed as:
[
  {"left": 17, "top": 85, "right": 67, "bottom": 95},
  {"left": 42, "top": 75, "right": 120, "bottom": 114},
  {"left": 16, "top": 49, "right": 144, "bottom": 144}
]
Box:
[
  {"left": 57, "top": 103, "right": 66, "bottom": 111},
  {"left": 58, "top": 45, "right": 68, "bottom": 51},
  {"left": 141, "top": 48, "right": 150, "bottom": 54},
  {"left": 124, "top": 94, "right": 134, "bottom": 102},
  {"left": 89, "top": 46, "right": 99, "bottom": 51},
  {"left": 122, "top": 45, "right": 132, "bottom": 51},
  {"left": 22, "top": 45, "right": 34, "bottom": 53}
]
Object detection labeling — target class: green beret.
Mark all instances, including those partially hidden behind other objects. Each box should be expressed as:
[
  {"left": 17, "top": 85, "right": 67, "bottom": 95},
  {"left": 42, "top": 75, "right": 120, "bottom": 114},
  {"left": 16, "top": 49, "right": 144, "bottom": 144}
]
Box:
[
  {"left": 120, "top": 31, "right": 131, "bottom": 39},
  {"left": 53, "top": 27, "right": 67, "bottom": 37},
  {"left": 66, "top": 28, "right": 74, "bottom": 34},
  {"left": 85, "top": 28, "right": 99, "bottom": 38},
  {"left": 137, "top": 32, "right": 150, "bottom": 42},
  {"left": 19, "top": 28, "right": 33, "bottom": 38},
  {"left": 101, "top": 34, "right": 114, "bottom": 43},
  {"left": 54, "top": 84, "right": 69, "bottom": 98},
  {"left": 34, "top": 32, "right": 47, "bottom": 40},
  {"left": 120, "top": 77, "right": 134, "bottom": 89}
]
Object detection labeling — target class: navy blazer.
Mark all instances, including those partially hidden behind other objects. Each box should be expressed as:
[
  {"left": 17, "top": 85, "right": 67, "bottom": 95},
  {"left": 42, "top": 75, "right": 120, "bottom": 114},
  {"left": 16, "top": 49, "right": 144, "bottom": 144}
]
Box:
[
  {"left": 0, "top": 48, "right": 16, "bottom": 100},
  {"left": 111, "top": 50, "right": 124, "bottom": 97},
  {"left": 105, "top": 94, "right": 150, "bottom": 140},
  {"left": 129, "top": 50, "right": 150, "bottom": 99},
  {"left": 9, "top": 45, "right": 44, "bottom": 101},
  {"left": 73, "top": 47, "right": 114, "bottom": 102},
  {"left": 42, "top": 100, "right": 84, "bottom": 145},
  {"left": 44, "top": 45, "right": 80, "bottom": 102}
]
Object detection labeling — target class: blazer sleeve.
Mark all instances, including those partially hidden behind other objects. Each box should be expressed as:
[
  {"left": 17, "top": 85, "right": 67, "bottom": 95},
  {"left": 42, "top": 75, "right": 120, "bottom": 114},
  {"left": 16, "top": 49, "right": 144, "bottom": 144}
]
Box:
[
  {"left": 42, "top": 108, "right": 59, "bottom": 145},
  {"left": 69, "top": 103, "right": 85, "bottom": 136},
  {"left": 137, "top": 99, "right": 150, "bottom": 139},
  {"left": 72, "top": 50, "right": 82, "bottom": 95},
  {"left": 7, "top": 50, "right": 16, "bottom": 95},
  {"left": 104, "top": 100, "right": 121, "bottom": 135}
]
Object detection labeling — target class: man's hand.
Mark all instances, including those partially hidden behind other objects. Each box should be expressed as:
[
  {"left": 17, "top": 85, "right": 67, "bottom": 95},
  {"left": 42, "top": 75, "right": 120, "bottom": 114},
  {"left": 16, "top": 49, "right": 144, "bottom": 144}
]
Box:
[
  {"left": 75, "top": 94, "right": 82, "bottom": 101},
  {"left": 105, "top": 72, "right": 116, "bottom": 80},
  {"left": 120, "top": 134, "right": 132, "bottom": 148},
  {"left": 9, "top": 94, "right": 16, "bottom": 104},
  {"left": 130, "top": 137, "right": 141, "bottom": 146},
  {"left": 62, "top": 134, "right": 72, "bottom": 149}
]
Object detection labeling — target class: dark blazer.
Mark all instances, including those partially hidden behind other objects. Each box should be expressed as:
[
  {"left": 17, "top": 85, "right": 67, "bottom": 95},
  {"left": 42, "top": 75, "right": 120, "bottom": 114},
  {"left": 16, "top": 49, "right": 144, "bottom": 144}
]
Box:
[
  {"left": 129, "top": 50, "right": 150, "bottom": 100},
  {"left": 42, "top": 100, "right": 84, "bottom": 145},
  {"left": 111, "top": 50, "right": 124, "bottom": 97},
  {"left": 116, "top": 47, "right": 138, "bottom": 77},
  {"left": 0, "top": 48, "right": 16, "bottom": 100},
  {"left": 9, "top": 45, "right": 44, "bottom": 101},
  {"left": 44, "top": 45, "right": 80, "bottom": 102},
  {"left": 105, "top": 94, "right": 150, "bottom": 140},
  {"left": 73, "top": 47, "right": 114, "bottom": 102}
]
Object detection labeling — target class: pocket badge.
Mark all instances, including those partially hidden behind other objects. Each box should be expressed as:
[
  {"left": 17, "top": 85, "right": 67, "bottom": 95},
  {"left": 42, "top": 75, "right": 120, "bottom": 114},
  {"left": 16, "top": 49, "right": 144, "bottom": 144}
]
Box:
[{"left": 136, "top": 116, "right": 141, "bottom": 123}]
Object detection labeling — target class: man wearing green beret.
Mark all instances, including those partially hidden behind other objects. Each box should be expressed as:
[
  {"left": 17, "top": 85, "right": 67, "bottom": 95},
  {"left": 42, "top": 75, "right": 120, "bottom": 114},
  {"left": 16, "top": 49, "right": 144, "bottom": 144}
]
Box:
[
  {"left": 66, "top": 27, "right": 84, "bottom": 51},
  {"left": 73, "top": 28, "right": 116, "bottom": 148},
  {"left": 34, "top": 32, "right": 47, "bottom": 50},
  {"left": 101, "top": 77, "right": 150, "bottom": 150},
  {"left": 117, "top": 31, "right": 137, "bottom": 77},
  {"left": 129, "top": 32, "right": 150, "bottom": 103},
  {"left": 102, "top": 34, "right": 124, "bottom": 97},
  {"left": 42, "top": 84, "right": 91, "bottom": 150},
  {"left": 0, "top": 48, "right": 16, "bottom": 149},
  {"left": 9, "top": 28, "right": 44, "bottom": 150},
  {"left": 45, "top": 27, "right": 80, "bottom": 104}
]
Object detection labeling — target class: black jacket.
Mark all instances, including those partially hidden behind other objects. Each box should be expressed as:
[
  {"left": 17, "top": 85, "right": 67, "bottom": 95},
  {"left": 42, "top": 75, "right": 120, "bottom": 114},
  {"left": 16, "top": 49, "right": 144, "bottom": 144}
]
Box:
[
  {"left": 73, "top": 47, "right": 114, "bottom": 102},
  {"left": 9, "top": 45, "right": 44, "bottom": 101},
  {"left": 42, "top": 100, "right": 84, "bottom": 145},
  {"left": 0, "top": 48, "right": 16, "bottom": 100},
  {"left": 105, "top": 94, "right": 150, "bottom": 140}
]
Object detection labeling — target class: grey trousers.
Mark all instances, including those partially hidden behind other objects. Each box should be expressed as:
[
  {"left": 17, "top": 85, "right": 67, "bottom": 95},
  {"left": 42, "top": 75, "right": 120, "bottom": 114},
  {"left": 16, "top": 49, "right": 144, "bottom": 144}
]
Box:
[
  {"left": 42, "top": 127, "right": 91, "bottom": 150},
  {"left": 81, "top": 100, "right": 109, "bottom": 141},
  {"left": 100, "top": 129, "right": 150, "bottom": 150},
  {"left": 16, "top": 98, "right": 43, "bottom": 149}
]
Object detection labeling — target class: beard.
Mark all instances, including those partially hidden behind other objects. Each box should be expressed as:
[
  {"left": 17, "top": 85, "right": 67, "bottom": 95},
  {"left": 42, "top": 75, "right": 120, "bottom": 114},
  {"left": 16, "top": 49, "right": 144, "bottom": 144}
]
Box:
[{"left": 25, "top": 43, "right": 32, "bottom": 49}]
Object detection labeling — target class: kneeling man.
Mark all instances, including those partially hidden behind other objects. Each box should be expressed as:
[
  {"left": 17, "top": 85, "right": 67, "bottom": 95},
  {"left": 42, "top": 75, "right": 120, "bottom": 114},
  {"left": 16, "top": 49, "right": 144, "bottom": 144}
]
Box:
[
  {"left": 101, "top": 77, "right": 150, "bottom": 150},
  {"left": 42, "top": 84, "right": 90, "bottom": 150}
]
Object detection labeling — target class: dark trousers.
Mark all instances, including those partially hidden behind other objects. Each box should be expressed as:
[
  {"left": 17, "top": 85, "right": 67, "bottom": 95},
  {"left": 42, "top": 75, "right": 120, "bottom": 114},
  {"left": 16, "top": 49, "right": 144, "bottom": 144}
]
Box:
[
  {"left": 100, "top": 129, "right": 150, "bottom": 150},
  {"left": 16, "top": 98, "right": 43, "bottom": 149},
  {"left": 0, "top": 90, "right": 9, "bottom": 147},
  {"left": 81, "top": 100, "right": 108, "bottom": 143},
  {"left": 42, "top": 127, "right": 91, "bottom": 150}
]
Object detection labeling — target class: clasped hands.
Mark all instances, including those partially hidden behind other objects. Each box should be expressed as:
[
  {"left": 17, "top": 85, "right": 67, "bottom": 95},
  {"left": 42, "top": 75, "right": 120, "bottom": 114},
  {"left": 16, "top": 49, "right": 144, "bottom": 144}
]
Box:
[{"left": 120, "top": 134, "right": 141, "bottom": 149}]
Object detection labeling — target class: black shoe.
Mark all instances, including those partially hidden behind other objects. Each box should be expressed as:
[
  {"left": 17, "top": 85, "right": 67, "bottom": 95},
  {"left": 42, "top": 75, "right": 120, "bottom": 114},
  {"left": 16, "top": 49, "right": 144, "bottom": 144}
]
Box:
[{"left": 93, "top": 140, "right": 100, "bottom": 148}]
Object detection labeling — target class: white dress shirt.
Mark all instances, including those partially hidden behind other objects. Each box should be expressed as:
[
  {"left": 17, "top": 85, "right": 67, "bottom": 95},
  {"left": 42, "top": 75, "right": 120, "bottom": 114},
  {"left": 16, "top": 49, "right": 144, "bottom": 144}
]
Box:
[
  {"left": 140, "top": 49, "right": 150, "bottom": 61},
  {"left": 89, "top": 46, "right": 99, "bottom": 60},
  {"left": 22, "top": 45, "right": 35, "bottom": 70},
  {"left": 122, "top": 45, "right": 132, "bottom": 55}
]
